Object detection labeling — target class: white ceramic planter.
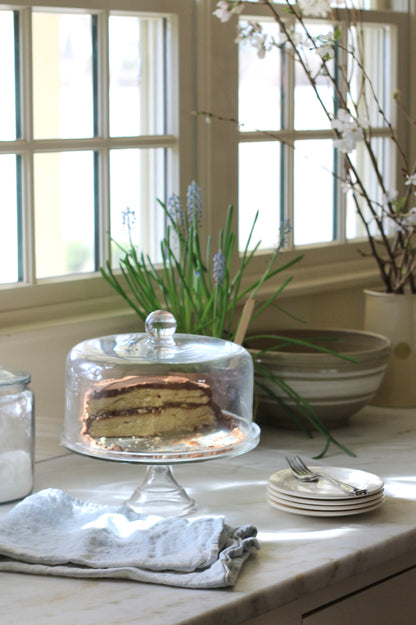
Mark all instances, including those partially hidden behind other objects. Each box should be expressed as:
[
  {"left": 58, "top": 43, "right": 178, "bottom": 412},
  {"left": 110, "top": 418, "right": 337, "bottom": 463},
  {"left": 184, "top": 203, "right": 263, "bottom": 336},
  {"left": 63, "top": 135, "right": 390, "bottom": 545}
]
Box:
[
  {"left": 250, "top": 328, "right": 391, "bottom": 429},
  {"left": 364, "top": 289, "right": 416, "bottom": 407}
]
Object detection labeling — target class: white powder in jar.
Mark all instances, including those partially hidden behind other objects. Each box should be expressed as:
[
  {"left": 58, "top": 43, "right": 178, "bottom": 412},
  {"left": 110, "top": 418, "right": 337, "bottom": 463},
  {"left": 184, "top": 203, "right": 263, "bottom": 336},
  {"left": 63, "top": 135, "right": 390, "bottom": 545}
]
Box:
[{"left": 0, "top": 449, "right": 33, "bottom": 503}]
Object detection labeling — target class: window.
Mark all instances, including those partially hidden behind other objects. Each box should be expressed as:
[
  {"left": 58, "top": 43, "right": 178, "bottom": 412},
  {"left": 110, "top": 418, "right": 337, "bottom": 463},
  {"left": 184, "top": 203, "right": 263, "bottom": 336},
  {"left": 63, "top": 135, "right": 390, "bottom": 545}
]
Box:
[
  {"left": 237, "top": 9, "right": 404, "bottom": 252},
  {"left": 203, "top": 2, "right": 409, "bottom": 296},
  {"left": 0, "top": 0, "right": 193, "bottom": 324},
  {"left": 0, "top": 0, "right": 411, "bottom": 328}
]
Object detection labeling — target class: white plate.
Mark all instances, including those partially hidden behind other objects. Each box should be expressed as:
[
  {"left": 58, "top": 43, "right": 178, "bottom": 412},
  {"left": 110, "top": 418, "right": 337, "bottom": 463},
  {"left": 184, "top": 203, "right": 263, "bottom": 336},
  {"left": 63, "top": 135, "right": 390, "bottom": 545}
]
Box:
[
  {"left": 266, "top": 488, "right": 385, "bottom": 512},
  {"left": 266, "top": 494, "right": 385, "bottom": 517},
  {"left": 269, "top": 466, "right": 384, "bottom": 500},
  {"left": 266, "top": 482, "right": 383, "bottom": 507}
]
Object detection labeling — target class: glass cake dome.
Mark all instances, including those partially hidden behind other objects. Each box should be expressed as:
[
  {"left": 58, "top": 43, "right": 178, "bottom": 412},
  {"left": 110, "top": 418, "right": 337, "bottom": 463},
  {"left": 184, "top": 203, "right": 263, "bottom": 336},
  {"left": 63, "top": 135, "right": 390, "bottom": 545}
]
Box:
[{"left": 62, "top": 310, "right": 257, "bottom": 463}]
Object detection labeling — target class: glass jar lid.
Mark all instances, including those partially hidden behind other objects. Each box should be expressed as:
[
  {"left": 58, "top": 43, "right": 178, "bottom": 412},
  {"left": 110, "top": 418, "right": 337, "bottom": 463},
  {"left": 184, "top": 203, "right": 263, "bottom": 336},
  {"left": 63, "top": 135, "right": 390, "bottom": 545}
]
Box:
[{"left": 0, "top": 367, "right": 31, "bottom": 387}]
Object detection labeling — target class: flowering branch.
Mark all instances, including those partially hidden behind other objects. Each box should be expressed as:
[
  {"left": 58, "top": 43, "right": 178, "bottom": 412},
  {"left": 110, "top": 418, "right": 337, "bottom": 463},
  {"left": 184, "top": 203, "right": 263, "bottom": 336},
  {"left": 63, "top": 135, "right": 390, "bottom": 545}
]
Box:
[{"left": 213, "top": 0, "right": 416, "bottom": 293}]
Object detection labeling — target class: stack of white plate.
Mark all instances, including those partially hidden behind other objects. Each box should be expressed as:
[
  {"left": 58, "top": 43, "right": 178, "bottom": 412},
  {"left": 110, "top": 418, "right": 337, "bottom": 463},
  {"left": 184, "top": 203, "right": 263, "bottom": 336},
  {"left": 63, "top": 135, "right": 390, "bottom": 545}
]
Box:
[{"left": 267, "top": 466, "right": 384, "bottom": 517}]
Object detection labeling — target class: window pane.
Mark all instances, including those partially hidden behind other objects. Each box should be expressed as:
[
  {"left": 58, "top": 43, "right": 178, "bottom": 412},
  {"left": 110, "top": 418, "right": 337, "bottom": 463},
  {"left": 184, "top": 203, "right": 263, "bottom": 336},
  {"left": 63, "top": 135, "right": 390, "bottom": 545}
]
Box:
[
  {"left": 0, "top": 155, "right": 19, "bottom": 284},
  {"left": 239, "top": 142, "right": 281, "bottom": 251},
  {"left": 294, "top": 23, "right": 333, "bottom": 130},
  {"left": 293, "top": 140, "right": 334, "bottom": 245},
  {"left": 109, "top": 16, "right": 166, "bottom": 137},
  {"left": 110, "top": 148, "right": 166, "bottom": 266},
  {"left": 346, "top": 136, "right": 396, "bottom": 240},
  {"left": 34, "top": 151, "right": 95, "bottom": 278},
  {"left": 239, "top": 20, "right": 282, "bottom": 132},
  {"left": 32, "top": 12, "right": 93, "bottom": 139},
  {"left": 0, "top": 11, "right": 17, "bottom": 140},
  {"left": 348, "top": 24, "right": 394, "bottom": 127}
]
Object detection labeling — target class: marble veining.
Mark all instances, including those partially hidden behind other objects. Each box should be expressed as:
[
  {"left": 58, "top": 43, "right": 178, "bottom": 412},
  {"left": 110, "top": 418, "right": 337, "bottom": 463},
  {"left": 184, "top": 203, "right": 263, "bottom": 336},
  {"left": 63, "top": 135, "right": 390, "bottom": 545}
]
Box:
[{"left": 1, "top": 406, "right": 416, "bottom": 624}]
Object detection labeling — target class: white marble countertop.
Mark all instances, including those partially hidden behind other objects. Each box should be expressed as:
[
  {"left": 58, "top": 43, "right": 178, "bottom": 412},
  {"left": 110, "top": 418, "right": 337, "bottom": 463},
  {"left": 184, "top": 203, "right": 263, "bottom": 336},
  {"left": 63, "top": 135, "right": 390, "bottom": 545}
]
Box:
[{"left": 2, "top": 406, "right": 416, "bottom": 625}]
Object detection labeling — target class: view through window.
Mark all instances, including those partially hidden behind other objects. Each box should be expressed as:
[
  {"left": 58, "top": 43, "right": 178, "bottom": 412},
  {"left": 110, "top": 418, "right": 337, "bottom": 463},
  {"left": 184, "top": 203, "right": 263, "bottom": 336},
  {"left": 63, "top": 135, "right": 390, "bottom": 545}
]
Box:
[
  {"left": 0, "top": 7, "right": 175, "bottom": 285},
  {"left": 0, "top": 2, "right": 407, "bottom": 310},
  {"left": 237, "top": 13, "right": 399, "bottom": 253}
]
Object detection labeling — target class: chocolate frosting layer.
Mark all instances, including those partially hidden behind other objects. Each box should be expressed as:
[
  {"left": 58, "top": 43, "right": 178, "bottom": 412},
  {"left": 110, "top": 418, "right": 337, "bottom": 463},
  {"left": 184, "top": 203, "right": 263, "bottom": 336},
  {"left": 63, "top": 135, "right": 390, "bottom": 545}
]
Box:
[{"left": 88, "top": 375, "right": 211, "bottom": 400}]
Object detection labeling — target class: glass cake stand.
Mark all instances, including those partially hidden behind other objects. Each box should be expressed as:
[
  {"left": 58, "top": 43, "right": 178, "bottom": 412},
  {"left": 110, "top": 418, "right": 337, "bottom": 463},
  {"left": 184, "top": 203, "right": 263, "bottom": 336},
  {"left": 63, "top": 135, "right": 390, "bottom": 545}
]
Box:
[
  {"left": 61, "top": 417, "right": 260, "bottom": 516},
  {"left": 62, "top": 310, "right": 259, "bottom": 516}
]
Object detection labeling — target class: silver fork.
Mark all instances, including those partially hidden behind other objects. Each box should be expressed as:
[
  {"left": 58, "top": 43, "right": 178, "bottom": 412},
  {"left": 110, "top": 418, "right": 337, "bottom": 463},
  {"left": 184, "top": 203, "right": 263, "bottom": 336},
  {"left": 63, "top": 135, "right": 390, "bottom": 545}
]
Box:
[{"left": 286, "top": 456, "right": 368, "bottom": 497}]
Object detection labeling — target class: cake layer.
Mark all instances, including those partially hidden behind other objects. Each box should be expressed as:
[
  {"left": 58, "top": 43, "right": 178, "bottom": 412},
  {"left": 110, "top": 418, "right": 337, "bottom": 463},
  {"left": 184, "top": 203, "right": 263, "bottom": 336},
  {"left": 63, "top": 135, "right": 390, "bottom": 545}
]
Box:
[
  {"left": 86, "top": 375, "right": 211, "bottom": 417},
  {"left": 82, "top": 374, "right": 220, "bottom": 439},
  {"left": 85, "top": 404, "right": 217, "bottom": 438}
]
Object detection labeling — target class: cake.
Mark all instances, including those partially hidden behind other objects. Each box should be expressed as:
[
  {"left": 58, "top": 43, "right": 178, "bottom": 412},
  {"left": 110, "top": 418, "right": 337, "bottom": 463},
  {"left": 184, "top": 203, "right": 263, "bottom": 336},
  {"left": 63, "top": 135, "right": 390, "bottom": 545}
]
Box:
[{"left": 82, "top": 375, "right": 222, "bottom": 438}]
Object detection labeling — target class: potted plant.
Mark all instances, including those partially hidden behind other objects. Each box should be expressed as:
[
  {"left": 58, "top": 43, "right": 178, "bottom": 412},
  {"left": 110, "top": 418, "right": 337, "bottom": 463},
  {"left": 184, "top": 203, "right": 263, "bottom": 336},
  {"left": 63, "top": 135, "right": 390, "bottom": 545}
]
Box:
[
  {"left": 101, "top": 181, "right": 356, "bottom": 456},
  {"left": 213, "top": 0, "right": 416, "bottom": 406}
]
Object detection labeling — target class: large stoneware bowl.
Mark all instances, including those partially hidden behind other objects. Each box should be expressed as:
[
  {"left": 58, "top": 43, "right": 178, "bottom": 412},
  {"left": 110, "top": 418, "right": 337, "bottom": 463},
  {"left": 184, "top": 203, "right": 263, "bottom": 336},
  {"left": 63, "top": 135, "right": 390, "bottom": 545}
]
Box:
[{"left": 249, "top": 328, "right": 391, "bottom": 429}]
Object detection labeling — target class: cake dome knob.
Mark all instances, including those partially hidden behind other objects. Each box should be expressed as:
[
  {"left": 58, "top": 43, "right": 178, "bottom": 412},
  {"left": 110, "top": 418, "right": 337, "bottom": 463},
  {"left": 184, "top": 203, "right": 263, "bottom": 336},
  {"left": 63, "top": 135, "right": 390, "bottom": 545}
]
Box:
[{"left": 145, "top": 310, "right": 177, "bottom": 345}]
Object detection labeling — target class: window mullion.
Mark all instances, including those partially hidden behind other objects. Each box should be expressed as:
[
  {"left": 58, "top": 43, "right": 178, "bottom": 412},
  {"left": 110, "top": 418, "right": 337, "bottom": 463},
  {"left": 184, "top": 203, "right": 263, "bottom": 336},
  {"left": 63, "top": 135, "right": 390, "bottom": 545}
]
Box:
[
  {"left": 284, "top": 16, "right": 295, "bottom": 251},
  {"left": 335, "top": 23, "right": 350, "bottom": 243},
  {"left": 19, "top": 7, "right": 36, "bottom": 285},
  {"left": 96, "top": 10, "right": 111, "bottom": 269}
]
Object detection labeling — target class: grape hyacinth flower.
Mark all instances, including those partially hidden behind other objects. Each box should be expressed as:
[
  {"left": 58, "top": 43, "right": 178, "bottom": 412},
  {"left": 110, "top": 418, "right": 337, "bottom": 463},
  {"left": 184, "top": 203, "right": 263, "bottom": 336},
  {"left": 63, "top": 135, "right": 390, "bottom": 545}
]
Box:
[
  {"left": 186, "top": 180, "right": 202, "bottom": 226},
  {"left": 122, "top": 206, "right": 136, "bottom": 229},
  {"left": 278, "top": 219, "right": 292, "bottom": 250},
  {"left": 168, "top": 193, "right": 184, "bottom": 227},
  {"left": 213, "top": 251, "right": 226, "bottom": 287}
]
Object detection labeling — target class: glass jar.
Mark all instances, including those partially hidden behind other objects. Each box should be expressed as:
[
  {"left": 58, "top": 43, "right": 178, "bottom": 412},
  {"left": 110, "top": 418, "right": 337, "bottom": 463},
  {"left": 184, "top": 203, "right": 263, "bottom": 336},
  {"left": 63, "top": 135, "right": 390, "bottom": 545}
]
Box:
[{"left": 0, "top": 368, "right": 34, "bottom": 503}]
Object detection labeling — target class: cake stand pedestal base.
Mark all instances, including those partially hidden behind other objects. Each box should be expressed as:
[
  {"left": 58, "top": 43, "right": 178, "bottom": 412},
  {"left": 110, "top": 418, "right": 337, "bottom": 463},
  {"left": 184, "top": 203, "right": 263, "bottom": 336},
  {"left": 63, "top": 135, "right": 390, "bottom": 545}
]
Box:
[{"left": 125, "top": 465, "right": 197, "bottom": 517}]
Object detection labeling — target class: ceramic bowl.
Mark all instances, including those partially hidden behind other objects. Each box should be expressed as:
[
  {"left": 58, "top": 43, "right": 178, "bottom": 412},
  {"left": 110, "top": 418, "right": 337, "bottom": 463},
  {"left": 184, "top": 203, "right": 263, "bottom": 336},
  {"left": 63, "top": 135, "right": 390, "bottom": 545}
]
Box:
[{"left": 249, "top": 328, "right": 391, "bottom": 429}]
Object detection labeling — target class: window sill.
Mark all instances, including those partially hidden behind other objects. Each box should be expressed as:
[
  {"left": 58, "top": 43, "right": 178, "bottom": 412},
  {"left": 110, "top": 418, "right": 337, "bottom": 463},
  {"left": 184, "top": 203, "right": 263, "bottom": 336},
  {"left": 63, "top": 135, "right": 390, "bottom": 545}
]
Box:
[
  {"left": 274, "top": 255, "right": 380, "bottom": 298},
  {"left": 239, "top": 239, "right": 381, "bottom": 300},
  {"left": 0, "top": 249, "right": 380, "bottom": 334}
]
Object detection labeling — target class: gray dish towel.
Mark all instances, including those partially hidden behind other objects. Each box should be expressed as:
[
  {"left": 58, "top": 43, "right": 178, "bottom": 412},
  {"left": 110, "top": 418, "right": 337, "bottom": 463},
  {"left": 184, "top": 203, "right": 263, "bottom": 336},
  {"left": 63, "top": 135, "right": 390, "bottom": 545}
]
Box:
[{"left": 0, "top": 488, "right": 259, "bottom": 588}]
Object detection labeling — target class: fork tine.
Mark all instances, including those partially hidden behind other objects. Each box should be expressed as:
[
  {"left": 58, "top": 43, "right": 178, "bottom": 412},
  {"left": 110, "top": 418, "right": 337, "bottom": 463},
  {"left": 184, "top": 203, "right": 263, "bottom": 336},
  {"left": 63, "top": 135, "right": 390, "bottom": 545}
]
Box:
[
  {"left": 294, "top": 456, "right": 311, "bottom": 474},
  {"left": 285, "top": 456, "right": 298, "bottom": 474},
  {"left": 286, "top": 456, "right": 304, "bottom": 477},
  {"left": 285, "top": 456, "right": 294, "bottom": 470}
]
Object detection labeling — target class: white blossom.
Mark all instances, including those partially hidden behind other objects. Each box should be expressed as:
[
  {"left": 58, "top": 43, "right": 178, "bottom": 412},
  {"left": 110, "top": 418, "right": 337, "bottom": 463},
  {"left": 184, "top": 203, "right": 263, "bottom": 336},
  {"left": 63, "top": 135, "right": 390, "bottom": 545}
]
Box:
[
  {"left": 280, "top": 28, "right": 305, "bottom": 50},
  {"left": 237, "top": 21, "right": 275, "bottom": 58},
  {"left": 315, "top": 32, "right": 335, "bottom": 60},
  {"left": 297, "top": 0, "right": 331, "bottom": 18},
  {"left": 213, "top": 1, "right": 233, "bottom": 22},
  {"left": 405, "top": 173, "right": 416, "bottom": 186},
  {"left": 213, "top": 1, "right": 244, "bottom": 23},
  {"left": 331, "top": 109, "right": 366, "bottom": 153},
  {"left": 391, "top": 208, "right": 416, "bottom": 233},
  {"left": 236, "top": 21, "right": 262, "bottom": 43},
  {"left": 288, "top": 31, "right": 305, "bottom": 47},
  {"left": 333, "top": 128, "right": 364, "bottom": 153},
  {"left": 252, "top": 32, "right": 273, "bottom": 58},
  {"left": 402, "top": 208, "right": 416, "bottom": 226},
  {"left": 316, "top": 42, "right": 334, "bottom": 60},
  {"left": 382, "top": 189, "right": 398, "bottom": 206},
  {"left": 341, "top": 181, "right": 353, "bottom": 194}
]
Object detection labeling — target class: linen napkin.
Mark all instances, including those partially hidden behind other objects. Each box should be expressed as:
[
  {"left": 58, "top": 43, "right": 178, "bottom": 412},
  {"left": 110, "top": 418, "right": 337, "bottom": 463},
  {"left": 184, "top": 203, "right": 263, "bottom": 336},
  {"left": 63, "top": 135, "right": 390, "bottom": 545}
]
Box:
[{"left": 0, "top": 488, "right": 259, "bottom": 588}]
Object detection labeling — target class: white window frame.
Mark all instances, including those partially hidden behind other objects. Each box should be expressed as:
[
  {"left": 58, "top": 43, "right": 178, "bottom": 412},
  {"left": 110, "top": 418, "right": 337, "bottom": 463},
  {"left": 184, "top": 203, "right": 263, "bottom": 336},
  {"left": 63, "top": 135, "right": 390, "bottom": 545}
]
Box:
[
  {"left": 0, "top": 0, "right": 195, "bottom": 328},
  {"left": 0, "top": 0, "right": 414, "bottom": 330},
  {"left": 197, "top": 1, "right": 411, "bottom": 302}
]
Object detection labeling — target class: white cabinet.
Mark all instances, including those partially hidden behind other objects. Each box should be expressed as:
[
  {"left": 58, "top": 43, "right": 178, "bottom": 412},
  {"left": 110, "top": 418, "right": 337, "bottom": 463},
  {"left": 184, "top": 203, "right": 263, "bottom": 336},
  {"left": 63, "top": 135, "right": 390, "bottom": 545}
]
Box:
[
  {"left": 243, "top": 565, "right": 416, "bottom": 625},
  {"left": 303, "top": 567, "right": 416, "bottom": 625}
]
